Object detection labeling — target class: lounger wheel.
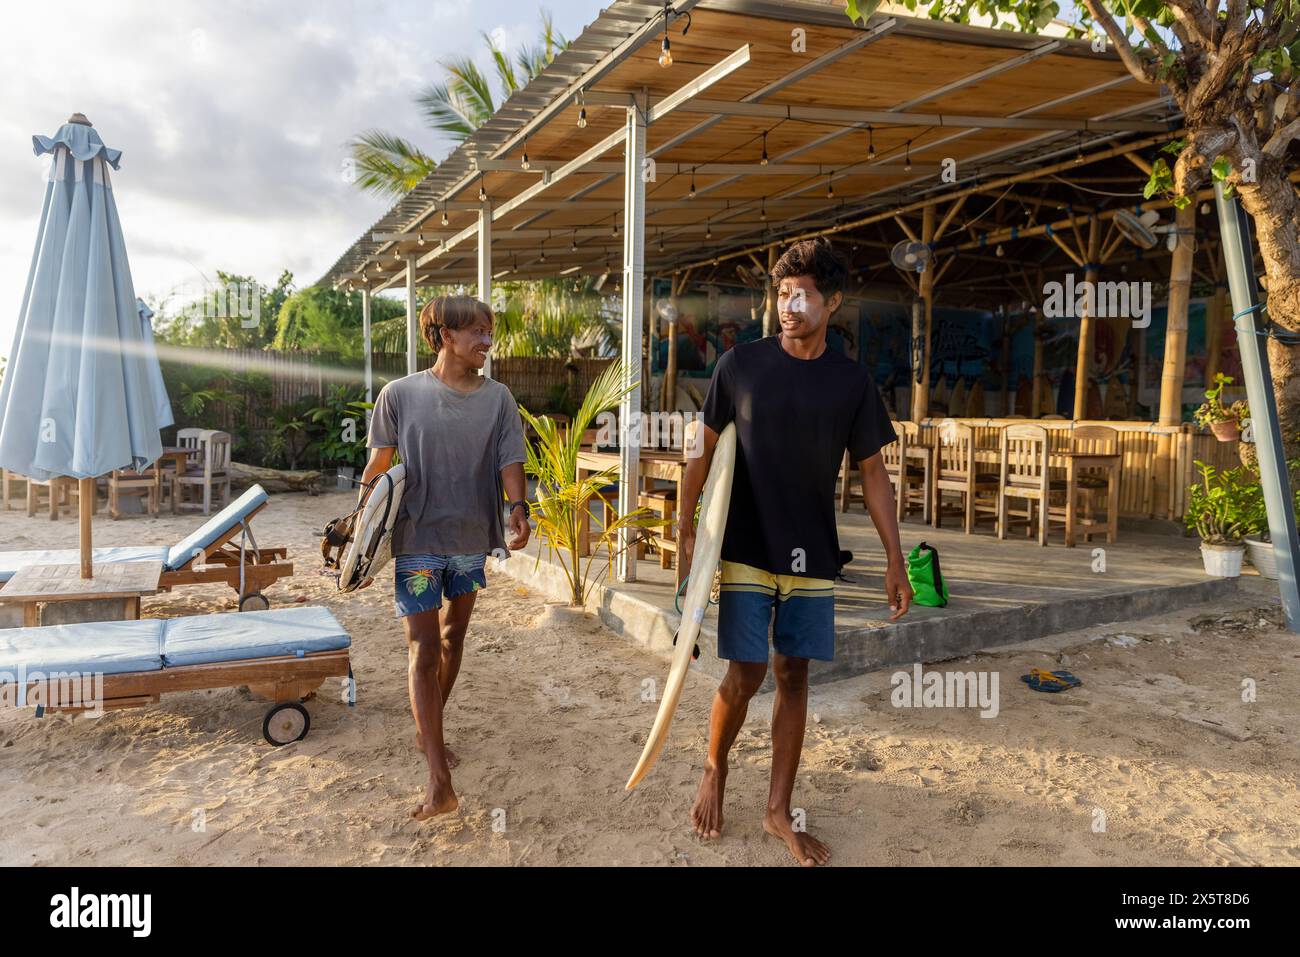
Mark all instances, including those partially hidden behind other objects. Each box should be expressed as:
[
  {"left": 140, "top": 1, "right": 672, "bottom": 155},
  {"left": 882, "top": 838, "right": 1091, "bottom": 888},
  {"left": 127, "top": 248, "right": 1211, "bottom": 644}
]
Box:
[
  {"left": 239, "top": 592, "right": 270, "bottom": 612},
  {"left": 262, "top": 702, "right": 310, "bottom": 746}
]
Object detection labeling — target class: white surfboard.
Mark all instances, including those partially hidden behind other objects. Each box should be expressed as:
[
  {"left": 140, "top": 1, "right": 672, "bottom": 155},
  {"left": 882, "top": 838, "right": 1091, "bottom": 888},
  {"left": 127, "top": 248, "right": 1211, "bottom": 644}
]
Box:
[
  {"left": 626, "top": 423, "right": 737, "bottom": 790},
  {"left": 337, "top": 464, "right": 406, "bottom": 592}
]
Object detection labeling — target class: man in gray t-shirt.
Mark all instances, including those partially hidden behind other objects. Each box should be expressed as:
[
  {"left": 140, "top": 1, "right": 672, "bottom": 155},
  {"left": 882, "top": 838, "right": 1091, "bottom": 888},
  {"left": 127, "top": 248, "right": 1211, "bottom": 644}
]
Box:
[{"left": 359, "top": 295, "right": 530, "bottom": 823}]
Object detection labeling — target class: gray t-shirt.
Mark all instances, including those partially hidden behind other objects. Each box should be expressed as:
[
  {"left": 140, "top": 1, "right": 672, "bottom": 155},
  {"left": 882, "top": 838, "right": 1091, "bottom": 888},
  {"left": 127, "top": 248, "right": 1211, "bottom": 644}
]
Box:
[{"left": 367, "top": 370, "right": 527, "bottom": 556}]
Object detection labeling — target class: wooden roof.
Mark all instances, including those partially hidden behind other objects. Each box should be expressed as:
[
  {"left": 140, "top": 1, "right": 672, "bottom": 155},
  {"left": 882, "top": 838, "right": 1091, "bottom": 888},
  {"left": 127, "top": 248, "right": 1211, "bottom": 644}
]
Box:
[{"left": 319, "top": 0, "right": 1178, "bottom": 293}]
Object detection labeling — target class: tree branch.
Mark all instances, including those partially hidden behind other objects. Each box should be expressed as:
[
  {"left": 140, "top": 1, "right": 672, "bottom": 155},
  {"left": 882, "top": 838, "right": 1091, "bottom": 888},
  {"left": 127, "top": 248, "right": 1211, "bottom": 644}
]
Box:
[
  {"left": 1129, "top": 14, "right": 1170, "bottom": 59},
  {"left": 1264, "top": 116, "right": 1300, "bottom": 157},
  {"left": 1082, "top": 0, "right": 1155, "bottom": 84},
  {"left": 1165, "top": 0, "right": 1219, "bottom": 46}
]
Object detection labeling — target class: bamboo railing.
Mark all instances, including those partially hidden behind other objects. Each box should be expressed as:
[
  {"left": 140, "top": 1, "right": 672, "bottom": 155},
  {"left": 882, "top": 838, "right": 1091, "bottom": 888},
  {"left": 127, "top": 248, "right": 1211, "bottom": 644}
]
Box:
[{"left": 917, "top": 418, "right": 1240, "bottom": 521}]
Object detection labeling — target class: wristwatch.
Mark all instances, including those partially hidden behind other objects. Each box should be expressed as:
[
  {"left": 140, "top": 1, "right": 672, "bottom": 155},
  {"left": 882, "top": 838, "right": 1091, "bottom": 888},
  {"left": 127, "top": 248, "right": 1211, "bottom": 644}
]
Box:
[{"left": 507, "top": 500, "right": 529, "bottom": 516}]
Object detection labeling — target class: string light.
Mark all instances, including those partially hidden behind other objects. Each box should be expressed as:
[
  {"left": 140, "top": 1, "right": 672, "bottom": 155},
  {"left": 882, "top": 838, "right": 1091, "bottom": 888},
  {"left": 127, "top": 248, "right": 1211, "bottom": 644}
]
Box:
[
  {"left": 760, "top": 130, "right": 769, "bottom": 166},
  {"left": 827, "top": 172, "right": 834, "bottom": 199},
  {"left": 760, "top": 197, "right": 766, "bottom": 220},
  {"left": 904, "top": 140, "right": 912, "bottom": 173},
  {"left": 658, "top": 3, "right": 690, "bottom": 67},
  {"left": 576, "top": 89, "right": 587, "bottom": 128},
  {"left": 521, "top": 143, "right": 530, "bottom": 171},
  {"left": 867, "top": 126, "right": 876, "bottom": 161},
  {"left": 688, "top": 167, "right": 696, "bottom": 199},
  {"left": 441, "top": 210, "right": 449, "bottom": 226},
  {"left": 705, "top": 219, "right": 712, "bottom": 239},
  {"left": 478, "top": 176, "right": 487, "bottom": 202}
]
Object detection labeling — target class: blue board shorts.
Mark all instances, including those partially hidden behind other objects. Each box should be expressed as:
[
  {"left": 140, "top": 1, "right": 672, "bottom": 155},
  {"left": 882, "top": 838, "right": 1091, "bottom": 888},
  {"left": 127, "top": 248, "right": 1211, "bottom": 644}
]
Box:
[
  {"left": 394, "top": 552, "right": 488, "bottom": 617},
  {"left": 716, "top": 561, "right": 836, "bottom": 662}
]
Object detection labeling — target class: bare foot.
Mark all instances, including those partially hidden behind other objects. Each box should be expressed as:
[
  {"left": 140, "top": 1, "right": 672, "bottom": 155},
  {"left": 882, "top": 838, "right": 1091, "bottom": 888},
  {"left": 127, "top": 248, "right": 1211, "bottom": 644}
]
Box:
[
  {"left": 411, "top": 775, "right": 458, "bottom": 821},
  {"left": 416, "top": 732, "right": 459, "bottom": 768},
  {"left": 690, "top": 764, "right": 726, "bottom": 839},
  {"left": 763, "top": 809, "right": 830, "bottom": 867}
]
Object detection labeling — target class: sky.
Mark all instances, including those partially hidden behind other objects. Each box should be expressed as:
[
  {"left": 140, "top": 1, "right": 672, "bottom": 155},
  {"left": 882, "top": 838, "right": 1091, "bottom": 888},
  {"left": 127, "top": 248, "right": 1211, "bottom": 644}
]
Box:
[{"left": 0, "top": 0, "right": 601, "bottom": 359}]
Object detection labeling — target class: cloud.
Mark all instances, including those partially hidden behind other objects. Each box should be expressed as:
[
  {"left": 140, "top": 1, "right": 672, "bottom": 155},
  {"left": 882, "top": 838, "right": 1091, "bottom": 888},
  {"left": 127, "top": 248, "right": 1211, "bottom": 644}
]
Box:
[{"left": 1, "top": 0, "right": 596, "bottom": 358}]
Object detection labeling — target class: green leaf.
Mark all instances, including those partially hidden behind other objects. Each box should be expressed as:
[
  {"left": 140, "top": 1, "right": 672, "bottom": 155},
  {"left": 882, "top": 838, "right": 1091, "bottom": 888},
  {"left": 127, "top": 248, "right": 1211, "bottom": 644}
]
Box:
[
  {"left": 1211, "top": 156, "right": 1232, "bottom": 182},
  {"left": 1173, "top": 194, "right": 1193, "bottom": 210},
  {"left": 1161, "top": 138, "right": 1186, "bottom": 156}
]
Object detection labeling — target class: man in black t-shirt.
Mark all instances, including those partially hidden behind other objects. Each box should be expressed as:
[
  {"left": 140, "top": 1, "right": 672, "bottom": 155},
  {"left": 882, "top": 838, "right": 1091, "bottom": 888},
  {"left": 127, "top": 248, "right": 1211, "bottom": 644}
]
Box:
[{"left": 679, "top": 238, "right": 912, "bottom": 867}]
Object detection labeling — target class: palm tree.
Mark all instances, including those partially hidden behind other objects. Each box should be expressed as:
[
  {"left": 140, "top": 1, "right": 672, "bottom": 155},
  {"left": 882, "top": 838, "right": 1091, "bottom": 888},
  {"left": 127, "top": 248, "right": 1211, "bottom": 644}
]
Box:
[
  {"left": 494, "top": 278, "right": 619, "bottom": 358},
  {"left": 348, "top": 10, "right": 568, "bottom": 198}
]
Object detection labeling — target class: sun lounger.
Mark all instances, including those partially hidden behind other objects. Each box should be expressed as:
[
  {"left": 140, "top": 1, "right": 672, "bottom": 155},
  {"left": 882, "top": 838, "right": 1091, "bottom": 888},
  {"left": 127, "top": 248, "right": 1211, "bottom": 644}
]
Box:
[
  {"left": 0, "top": 606, "right": 353, "bottom": 744},
  {"left": 0, "top": 485, "right": 292, "bottom": 611}
]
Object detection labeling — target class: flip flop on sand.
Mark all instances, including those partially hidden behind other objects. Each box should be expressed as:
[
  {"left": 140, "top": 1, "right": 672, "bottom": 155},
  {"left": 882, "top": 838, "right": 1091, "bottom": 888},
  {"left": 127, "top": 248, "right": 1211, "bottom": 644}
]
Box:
[{"left": 1021, "top": 668, "right": 1082, "bottom": 693}]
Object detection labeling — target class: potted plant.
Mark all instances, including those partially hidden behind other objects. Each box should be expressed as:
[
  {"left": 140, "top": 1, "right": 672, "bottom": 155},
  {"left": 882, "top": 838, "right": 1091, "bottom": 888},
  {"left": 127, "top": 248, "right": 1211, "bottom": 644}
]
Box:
[
  {"left": 1193, "top": 373, "right": 1249, "bottom": 442},
  {"left": 1184, "top": 460, "right": 1252, "bottom": 577},
  {"left": 1239, "top": 459, "right": 1300, "bottom": 580},
  {"left": 518, "top": 360, "right": 667, "bottom": 608}
]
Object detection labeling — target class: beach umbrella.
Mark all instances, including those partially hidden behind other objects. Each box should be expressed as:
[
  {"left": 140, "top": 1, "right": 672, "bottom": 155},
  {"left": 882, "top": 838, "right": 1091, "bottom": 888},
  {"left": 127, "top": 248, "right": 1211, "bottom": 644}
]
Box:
[
  {"left": 137, "top": 299, "right": 175, "bottom": 429},
  {"left": 0, "top": 113, "right": 162, "bottom": 578}
]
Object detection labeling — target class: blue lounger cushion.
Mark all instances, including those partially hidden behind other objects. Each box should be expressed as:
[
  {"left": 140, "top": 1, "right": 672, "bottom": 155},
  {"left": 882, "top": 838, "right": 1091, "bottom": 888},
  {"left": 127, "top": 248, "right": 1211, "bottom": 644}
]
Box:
[
  {"left": 165, "top": 485, "right": 269, "bottom": 571},
  {"left": 161, "top": 606, "right": 351, "bottom": 667},
  {"left": 0, "top": 619, "right": 165, "bottom": 677},
  {"left": 0, "top": 484, "right": 270, "bottom": 583},
  {"left": 0, "top": 546, "right": 171, "bottom": 584}
]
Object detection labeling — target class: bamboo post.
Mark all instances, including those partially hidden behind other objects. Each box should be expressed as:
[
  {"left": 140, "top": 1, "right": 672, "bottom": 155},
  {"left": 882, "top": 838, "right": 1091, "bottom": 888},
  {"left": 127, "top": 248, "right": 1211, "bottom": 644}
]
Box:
[
  {"left": 764, "top": 245, "right": 778, "bottom": 337},
  {"left": 1000, "top": 305, "right": 1013, "bottom": 416},
  {"left": 1154, "top": 203, "right": 1196, "bottom": 516},
  {"left": 910, "top": 204, "right": 936, "bottom": 423},
  {"left": 1072, "top": 216, "right": 1101, "bottom": 420},
  {"left": 663, "top": 271, "right": 680, "bottom": 414}
]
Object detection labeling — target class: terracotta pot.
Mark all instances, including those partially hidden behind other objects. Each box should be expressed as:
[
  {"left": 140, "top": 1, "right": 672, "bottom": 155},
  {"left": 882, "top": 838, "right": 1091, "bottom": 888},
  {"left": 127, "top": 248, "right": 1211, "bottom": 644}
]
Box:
[{"left": 1210, "top": 420, "right": 1241, "bottom": 442}]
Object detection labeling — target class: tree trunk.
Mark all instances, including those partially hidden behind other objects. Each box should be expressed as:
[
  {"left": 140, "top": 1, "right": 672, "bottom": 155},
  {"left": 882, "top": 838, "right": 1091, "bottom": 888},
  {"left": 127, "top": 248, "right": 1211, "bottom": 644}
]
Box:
[{"left": 1235, "top": 162, "right": 1300, "bottom": 471}]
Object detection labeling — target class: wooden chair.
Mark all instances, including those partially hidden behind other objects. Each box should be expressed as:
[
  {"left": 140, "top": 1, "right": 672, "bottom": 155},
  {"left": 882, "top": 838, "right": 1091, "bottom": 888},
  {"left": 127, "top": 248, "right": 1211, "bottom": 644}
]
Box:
[
  {"left": 896, "top": 420, "right": 933, "bottom": 523},
  {"left": 108, "top": 460, "right": 162, "bottom": 518},
  {"left": 933, "top": 422, "right": 999, "bottom": 533},
  {"left": 25, "top": 476, "right": 88, "bottom": 520},
  {"left": 997, "top": 424, "right": 1067, "bottom": 545},
  {"left": 173, "top": 430, "right": 232, "bottom": 516},
  {"left": 2, "top": 470, "right": 26, "bottom": 511},
  {"left": 1066, "top": 425, "right": 1120, "bottom": 544},
  {"left": 875, "top": 420, "right": 931, "bottom": 522}
]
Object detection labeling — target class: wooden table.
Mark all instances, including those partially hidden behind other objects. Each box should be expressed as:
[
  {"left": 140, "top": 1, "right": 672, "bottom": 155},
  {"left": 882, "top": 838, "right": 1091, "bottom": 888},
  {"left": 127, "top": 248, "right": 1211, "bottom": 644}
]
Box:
[
  {"left": 0, "top": 560, "right": 164, "bottom": 626},
  {"left": 969, "top": 447, "right": 1120, "bottom": 546},
  {"left": 575, "top": 450, "right": 687, "bottom": 578}
]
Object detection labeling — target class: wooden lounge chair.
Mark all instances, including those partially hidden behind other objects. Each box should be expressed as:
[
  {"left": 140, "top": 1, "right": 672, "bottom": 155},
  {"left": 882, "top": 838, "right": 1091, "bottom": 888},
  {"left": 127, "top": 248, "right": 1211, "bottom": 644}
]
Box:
[
  {"left": 0, "top": 485, "right": 292, "bottom": 611},
  {"left": 0, "top": 606, "right": 352, "bottom": 745}
]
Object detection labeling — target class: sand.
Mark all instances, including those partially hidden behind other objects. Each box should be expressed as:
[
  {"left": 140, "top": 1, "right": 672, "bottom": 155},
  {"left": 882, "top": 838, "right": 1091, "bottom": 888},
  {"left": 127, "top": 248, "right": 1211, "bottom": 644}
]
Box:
[{"left": 1, "top": 488, "right": 1298, "bottom": 866}]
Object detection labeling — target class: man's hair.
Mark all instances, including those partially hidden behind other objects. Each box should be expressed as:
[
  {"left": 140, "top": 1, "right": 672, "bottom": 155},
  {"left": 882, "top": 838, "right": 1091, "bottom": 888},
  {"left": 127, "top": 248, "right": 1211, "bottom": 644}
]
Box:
[
  {"left": 419, "top": 295, "right": 493, "bottom": 352},
  {"left": 771, "top": 237, "right": 849, "bottom": 305}
]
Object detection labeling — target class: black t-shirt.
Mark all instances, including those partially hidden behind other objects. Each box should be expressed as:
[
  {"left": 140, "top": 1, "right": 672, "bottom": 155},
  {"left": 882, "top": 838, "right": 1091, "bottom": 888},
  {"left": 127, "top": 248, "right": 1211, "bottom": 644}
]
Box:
[{"left": 700, "top": 335, "right": 895, "bottom": 580}]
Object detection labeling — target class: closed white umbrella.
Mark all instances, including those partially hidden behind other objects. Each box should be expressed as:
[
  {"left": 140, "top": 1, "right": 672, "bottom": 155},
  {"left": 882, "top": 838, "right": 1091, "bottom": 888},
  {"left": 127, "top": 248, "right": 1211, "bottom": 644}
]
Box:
[{"left": 0, "top": 113, "right": 162, "bottom": 578}]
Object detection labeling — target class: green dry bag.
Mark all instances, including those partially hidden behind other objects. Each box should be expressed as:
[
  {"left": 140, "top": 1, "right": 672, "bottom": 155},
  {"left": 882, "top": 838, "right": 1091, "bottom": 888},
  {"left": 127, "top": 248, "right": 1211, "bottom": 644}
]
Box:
[{"left": 906, "top": 541, "right": 948, "bottom": 607}]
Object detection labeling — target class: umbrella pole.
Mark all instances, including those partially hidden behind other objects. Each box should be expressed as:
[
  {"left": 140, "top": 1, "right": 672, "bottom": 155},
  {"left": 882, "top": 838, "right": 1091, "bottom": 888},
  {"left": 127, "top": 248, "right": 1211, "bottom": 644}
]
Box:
[{"left": 79, "top": 477, "right": 94, "bottom": 579}]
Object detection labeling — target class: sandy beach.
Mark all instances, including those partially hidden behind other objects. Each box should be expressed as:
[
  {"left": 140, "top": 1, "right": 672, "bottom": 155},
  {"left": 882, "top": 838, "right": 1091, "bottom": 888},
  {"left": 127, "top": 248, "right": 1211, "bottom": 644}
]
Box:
[{"left": 1, "top": 487, "right": 1297, "bottom": 866}]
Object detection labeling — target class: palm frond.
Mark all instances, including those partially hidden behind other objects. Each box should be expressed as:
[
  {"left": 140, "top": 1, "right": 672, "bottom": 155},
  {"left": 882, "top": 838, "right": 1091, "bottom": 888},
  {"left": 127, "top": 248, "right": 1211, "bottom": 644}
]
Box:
[
  {"left": 346, "top": 130, "right": 437, "bottom": 197},
  {"left": 482, "top": 31, "right": 522, "bottom": 94}
]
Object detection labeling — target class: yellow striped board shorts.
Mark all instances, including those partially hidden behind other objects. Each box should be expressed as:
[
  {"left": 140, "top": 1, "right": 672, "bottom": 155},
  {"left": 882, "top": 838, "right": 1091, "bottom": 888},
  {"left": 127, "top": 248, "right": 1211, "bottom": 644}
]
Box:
[{"left": 716, "top": 561, "right": 836, "bottom": 662}]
